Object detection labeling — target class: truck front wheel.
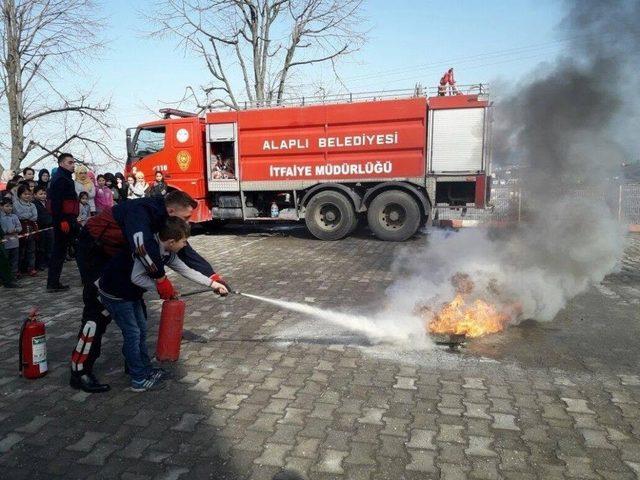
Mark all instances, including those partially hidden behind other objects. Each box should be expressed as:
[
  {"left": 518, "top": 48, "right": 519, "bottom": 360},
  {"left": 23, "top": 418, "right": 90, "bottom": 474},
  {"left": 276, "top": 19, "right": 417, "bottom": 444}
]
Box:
[
  {"left": 305, "top": 190, "right": 356, "bottom": 240},
  {"left": 367, "top": 190, "right": 422, "bottom": 241}
]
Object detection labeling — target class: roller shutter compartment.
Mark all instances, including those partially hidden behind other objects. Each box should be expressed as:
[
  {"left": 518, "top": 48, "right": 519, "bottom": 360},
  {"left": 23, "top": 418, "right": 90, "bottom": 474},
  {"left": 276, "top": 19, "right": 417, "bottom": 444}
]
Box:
[{"left": 429, "top": 108, "right": 485, "bottom": 172}]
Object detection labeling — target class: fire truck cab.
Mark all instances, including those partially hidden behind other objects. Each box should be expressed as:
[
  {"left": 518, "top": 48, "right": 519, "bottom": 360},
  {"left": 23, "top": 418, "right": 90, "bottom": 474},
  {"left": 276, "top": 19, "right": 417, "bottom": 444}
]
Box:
[{"left": 126, "top": 86, "right": 492, "bottom": 241}]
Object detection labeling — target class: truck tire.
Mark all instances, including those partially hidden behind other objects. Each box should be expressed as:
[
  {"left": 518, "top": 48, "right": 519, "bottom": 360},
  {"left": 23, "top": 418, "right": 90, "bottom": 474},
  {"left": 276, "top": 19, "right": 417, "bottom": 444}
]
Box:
[
  {"left": 305, "top": 190, "right": 356, "bottom": 240},
  {"left": 367, "top": 190, "right": 421, "bottom": 241}
]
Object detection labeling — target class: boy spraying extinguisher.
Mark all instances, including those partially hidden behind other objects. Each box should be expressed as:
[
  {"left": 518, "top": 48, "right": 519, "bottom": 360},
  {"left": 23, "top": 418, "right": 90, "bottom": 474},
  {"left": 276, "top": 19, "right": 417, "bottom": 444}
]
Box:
[{"left": 96, "top": 217, "right": 227, "bottom": 392}]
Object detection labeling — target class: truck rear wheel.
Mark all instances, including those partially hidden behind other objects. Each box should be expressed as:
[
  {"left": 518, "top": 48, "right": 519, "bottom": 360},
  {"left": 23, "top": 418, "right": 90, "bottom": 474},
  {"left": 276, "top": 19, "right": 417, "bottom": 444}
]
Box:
[
  {"left": 367, "top": 190, "right": 421, "bottom": 241},
  {"left": 305, "top": 190, "right": 356, "bottom": 240}
]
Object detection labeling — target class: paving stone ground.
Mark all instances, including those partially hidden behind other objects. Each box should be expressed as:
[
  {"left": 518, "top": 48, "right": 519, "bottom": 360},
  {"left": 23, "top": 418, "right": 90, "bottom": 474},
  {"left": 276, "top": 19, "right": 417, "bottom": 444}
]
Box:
[{"left": 1, "top": 225, "right": 639, "bottom": 480}]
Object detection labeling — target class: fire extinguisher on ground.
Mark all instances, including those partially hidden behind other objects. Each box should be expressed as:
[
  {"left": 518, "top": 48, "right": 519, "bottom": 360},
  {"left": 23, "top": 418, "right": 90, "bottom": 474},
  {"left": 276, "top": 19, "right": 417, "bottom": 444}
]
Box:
[{"left": 19, "top": 308, "right": 48, "bottom": 379}]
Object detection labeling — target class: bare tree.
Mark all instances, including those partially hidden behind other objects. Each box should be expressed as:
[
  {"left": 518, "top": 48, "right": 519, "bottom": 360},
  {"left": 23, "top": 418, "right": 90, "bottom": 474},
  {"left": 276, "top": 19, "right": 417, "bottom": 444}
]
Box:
[
  {"left": 0, "top": 0, "right": 114, "bottom": 176},
  {"left": 149, "top": 0, "right": 366, "bottom": 110}
]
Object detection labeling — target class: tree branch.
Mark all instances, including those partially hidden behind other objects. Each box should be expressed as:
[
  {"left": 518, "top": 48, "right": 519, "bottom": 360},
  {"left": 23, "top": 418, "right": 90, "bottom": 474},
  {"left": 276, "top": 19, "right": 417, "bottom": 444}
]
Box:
[{"left": 147, "top": 0, "right": 366, "bottom": 111}]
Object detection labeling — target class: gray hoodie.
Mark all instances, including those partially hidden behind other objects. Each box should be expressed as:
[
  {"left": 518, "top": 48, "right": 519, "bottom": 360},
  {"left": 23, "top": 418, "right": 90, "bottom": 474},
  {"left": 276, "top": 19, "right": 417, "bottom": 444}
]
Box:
[{"left": 0, "top": 211, "right": 22, "bottom": 249}]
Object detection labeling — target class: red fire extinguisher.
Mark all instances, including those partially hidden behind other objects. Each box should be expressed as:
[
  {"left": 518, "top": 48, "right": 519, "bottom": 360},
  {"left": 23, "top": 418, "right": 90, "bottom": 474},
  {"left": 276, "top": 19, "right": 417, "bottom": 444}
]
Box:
[
  {"left": 19, "top": 308, "right": 48, "bottom": 379},
  {"left": 156, "top": 299, "right": 186, "bottom": 361}
]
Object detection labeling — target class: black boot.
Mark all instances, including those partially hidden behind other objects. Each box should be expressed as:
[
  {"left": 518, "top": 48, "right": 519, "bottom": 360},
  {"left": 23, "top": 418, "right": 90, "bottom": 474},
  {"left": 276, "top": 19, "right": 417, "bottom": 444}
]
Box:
[
  {"left": 47, "top": 283, "right": 70, "bottom": 292},
  {"left": 70, "top": 373, "right": 111, "bottom": 393}
]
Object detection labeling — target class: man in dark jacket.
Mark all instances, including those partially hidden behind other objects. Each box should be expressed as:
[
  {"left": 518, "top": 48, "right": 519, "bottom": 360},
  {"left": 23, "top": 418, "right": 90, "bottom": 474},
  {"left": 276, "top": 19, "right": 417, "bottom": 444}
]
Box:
[
  {"left": 47, "top": 153, "right": 78, "bottom": 291},
  {"left": 70, "top": 190, "right": 228, "bottom": 393}
]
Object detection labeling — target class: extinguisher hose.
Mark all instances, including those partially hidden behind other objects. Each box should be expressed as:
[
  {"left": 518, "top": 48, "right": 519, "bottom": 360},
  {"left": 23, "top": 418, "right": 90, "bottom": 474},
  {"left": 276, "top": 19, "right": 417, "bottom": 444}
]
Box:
[
  {"left": 179, "top": 286, "right": 241, "bottom": 298},
  {"left": 177, "top": 287, "right": 210, "bottom": 298}
]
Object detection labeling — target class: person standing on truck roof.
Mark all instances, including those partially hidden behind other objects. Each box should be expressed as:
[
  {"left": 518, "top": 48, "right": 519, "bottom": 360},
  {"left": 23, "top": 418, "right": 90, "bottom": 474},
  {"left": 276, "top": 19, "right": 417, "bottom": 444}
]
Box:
[
  {"left": 438, "top": 68, "right": 461, "bottom": 96},
  {"left": 47, "top": 153, "right": 78, "bottom": 292},
  {"left": 69, "top": 190, "right": 230, "bottom": 393}
]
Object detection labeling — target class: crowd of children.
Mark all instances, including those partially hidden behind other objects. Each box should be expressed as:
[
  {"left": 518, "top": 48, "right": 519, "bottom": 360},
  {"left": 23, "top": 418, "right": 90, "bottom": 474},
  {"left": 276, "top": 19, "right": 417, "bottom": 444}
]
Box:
[{"left": 0, "top": 166, "right": 168, "bottom": 288}]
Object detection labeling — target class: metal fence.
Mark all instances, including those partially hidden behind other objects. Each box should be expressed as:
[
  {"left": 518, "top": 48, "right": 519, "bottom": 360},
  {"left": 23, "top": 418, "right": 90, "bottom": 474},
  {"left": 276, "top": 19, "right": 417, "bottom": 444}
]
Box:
[
  {"left": 211, "top": 84, "right": 489, "bottom": 111},
  {"left": 437, "top": 184, "right": 640, "bottom": 226},
  {"left": 619, "top": 184, "right": 640, "bottom": 225}
]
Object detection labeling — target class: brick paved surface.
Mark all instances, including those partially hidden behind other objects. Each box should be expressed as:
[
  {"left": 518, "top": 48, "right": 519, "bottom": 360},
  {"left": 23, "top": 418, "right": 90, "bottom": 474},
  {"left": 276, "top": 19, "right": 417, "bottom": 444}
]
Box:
[{"left": 1, "top": 226, "right": 639, "bottom": 479}]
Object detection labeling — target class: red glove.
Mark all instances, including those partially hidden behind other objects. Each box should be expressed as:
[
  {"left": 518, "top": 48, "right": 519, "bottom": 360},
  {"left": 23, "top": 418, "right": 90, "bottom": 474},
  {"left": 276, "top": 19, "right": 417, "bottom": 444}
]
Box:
[
  {"left": 210, "top": 273, "right": 230, "bottom": 296},
  {"left": 59, "top": 221, "right": 70, "bottom": 234},
  {"left": 210, "top": 273, "right": 230, "bottom": 290},
  {"left": 156, "top": 276, "right": 177, "bottom": 300}
]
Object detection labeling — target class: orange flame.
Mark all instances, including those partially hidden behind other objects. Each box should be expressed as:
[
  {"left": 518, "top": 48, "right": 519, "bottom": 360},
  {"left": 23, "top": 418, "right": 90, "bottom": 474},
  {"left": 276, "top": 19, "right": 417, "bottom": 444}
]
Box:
[
  {"left": 417, "top": 272, "right": 520, "bottom": 339},
  {"left": 427, "top": 293, "right": 512, "bottom": 338}
]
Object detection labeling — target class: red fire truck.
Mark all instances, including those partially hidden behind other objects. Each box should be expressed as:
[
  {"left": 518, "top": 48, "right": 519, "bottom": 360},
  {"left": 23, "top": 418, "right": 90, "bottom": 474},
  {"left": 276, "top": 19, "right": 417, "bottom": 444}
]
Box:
[{"left": 126, "top": 86, "right": 492, "bottom": 241}]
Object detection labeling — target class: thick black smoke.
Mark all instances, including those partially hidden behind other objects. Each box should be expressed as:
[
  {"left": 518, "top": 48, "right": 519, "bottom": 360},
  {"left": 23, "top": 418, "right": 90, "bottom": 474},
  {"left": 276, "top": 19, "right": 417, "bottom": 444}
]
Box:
[
  {"left": 387, "top": 1, "right": 637, "bottom": 328},
  {"left": 495, "top": 0, "right": 639, "bottom": 200}
]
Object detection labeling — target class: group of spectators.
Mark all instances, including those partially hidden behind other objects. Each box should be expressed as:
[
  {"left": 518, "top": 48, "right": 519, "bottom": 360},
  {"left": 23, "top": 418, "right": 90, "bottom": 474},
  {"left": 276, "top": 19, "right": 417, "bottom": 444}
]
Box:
[{"left": 0, "top": 164, "right": 169, "bottom": 289}]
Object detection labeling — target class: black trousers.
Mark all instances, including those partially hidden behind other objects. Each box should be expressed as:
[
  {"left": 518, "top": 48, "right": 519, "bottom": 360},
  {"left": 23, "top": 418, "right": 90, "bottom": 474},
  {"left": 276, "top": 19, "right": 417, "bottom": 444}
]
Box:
[
  {"left": 36, "top": 228, "right": 54, "bottom": 270},
  {"left": 47, "top": 227, "right": 73, "bottom": 287},
  {"left": 0, "top": 245, "right": 13, "bottom": 286},
  {"left": 70, "top": 229, "right": 112, "bottom": 375}
]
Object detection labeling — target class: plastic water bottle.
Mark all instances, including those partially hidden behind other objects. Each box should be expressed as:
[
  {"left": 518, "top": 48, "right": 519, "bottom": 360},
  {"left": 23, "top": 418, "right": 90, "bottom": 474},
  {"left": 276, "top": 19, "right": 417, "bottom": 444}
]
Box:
[{"left": 270, "top": 201, "right": 279, "bottom": 218}]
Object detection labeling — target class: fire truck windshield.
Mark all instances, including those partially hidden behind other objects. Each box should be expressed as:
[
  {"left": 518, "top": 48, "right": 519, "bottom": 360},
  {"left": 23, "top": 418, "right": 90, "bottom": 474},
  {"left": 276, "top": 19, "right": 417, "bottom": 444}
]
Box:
[{"left": 132, "top": 126, "right": 166, "bottom": 159}]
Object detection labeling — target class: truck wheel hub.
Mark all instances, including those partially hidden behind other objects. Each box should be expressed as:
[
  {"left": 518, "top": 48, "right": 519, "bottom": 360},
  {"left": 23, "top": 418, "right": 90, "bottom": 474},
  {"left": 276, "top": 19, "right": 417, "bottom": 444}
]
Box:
[
  {"left": 380, "top": 203, "right": 405, "bottom": 229},
  {"left": 317, "top": 204, "right": 341, "bottom": 229}
]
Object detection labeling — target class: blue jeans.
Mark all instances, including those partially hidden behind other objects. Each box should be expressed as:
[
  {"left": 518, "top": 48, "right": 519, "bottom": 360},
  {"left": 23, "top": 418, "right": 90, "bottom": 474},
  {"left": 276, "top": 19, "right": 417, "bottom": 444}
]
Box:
[{"left": 100, "top": 295, "right": 151, "bottom": 381}]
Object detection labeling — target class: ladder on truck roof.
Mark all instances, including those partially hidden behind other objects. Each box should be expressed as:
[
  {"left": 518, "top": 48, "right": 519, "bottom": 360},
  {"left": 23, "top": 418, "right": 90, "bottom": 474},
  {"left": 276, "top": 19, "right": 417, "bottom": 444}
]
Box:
[{"left": 204, "top": 83, "right": 489, "bottom": 112}]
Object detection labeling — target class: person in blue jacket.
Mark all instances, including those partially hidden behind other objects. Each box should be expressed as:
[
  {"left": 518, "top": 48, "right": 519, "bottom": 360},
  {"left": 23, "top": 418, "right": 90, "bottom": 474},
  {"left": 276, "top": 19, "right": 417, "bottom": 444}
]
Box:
[{"left": 70, "top": 189, "right": 230, "bottom": 393}]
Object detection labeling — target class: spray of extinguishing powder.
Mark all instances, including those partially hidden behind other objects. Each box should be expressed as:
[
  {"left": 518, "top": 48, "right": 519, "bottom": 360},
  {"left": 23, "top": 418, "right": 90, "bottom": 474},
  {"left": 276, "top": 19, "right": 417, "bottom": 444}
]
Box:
[{"left": 239, "top": 292, "right": 429, "bottom": 347}]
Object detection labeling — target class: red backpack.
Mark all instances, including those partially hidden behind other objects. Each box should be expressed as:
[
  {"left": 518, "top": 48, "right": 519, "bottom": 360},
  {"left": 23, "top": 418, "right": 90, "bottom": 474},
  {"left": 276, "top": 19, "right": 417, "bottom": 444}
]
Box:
[{"left": 84, "top": 207, "right": 127, "bottom": 257}]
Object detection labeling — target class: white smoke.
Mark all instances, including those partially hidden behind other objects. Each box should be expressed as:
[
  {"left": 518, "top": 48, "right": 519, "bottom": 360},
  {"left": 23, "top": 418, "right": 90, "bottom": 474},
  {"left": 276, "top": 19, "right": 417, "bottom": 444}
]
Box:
[{"left": 388, "top": 199, "right": 624, "bottom": 325}]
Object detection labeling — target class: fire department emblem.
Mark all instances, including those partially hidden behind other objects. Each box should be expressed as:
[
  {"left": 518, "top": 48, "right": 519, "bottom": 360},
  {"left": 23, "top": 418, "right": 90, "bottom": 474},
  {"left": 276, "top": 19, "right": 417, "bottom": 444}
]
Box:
[{"left": 176, "top": 151, "right": 191, "bottom": 171}]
